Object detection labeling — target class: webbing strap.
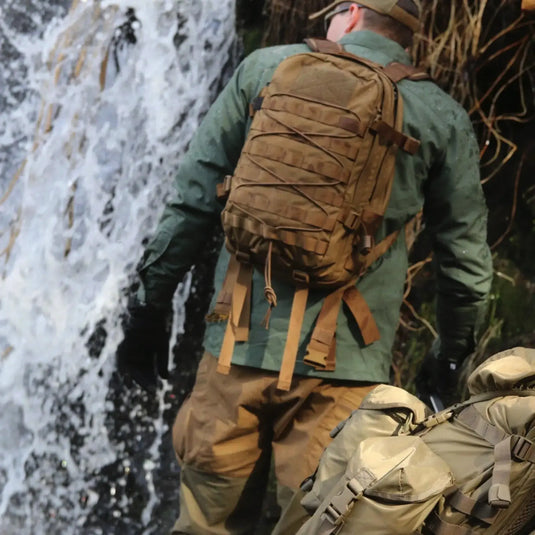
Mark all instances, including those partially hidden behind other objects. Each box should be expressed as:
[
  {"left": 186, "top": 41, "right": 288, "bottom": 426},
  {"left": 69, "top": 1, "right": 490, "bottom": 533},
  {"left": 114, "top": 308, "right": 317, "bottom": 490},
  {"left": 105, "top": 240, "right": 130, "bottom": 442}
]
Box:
[
  {"left": 216, "top": 261, "right": 253, "bottom": 375},
  {"left": 304, "top": 288, "right": 344, "bottom": 370},
  {"left": 370, "top": 119, "right": 421, "bottom": 154},
  {"left": 304, "top": 37, "right": 384, "bottom": 72},
  {"left": 305, "top": 37, "right": 344, "bottom": 55},
  {"left": 358, "top": 229, "right": 401, "bottom": 273},
  {"left": 224, "top": 212, "right": 329, "bottom": 255},
  {"left": 448, "top": 491, "right": 498, "bottom": 525},
  {"left": 252, "top": 114, "right": 361, "bottom": 159},
  {"left": 278, "top": 285, "right": 309, "bottom": 390},
  {"left": 383, "top": 61, "right": 430, "bottom": 83},
  {"left": 457, "top": 405, "right": 514, "bottom": 509},
  {"left": 342, "top": 286, "right": 381, "bottom": 345},
  {"left": 456, "top": 405, "right": 508, "bottom": 446},
  {"left": 230, "top": 189, "right": 338, "bottom": 231},
  {"left": 245, "top": 141, "right": 350, "bottom": 183},
  {"left": 303, "top": 285, "right": 380, "bottom": 371},
  {"left": 206, "top": 254, "right": 240, "bottom": 322},
  {"left": 317, "top": 472, "right": 373, "bottom": 535},
  {"left": 260, "top": 95, "right": 366, "bottom": 138},
  {"left": 425, "top": 511, "right": 473, "bottom": 535},
  {"left": 304, "top": 39, "right": 429, "bottom": 84},
  {"left": 489, "top": 437, "right": 513, "bottom": 508},
  {"left": 234, "top": 161, "right": 345, "bottom": 207}
]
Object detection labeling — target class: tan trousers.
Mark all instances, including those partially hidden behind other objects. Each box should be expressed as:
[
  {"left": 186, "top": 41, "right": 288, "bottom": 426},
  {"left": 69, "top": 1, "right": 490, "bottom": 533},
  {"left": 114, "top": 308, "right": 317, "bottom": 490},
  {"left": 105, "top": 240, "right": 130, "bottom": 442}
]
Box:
[{"left": 171, "top": 352, "right": 377, "bottom": 534}]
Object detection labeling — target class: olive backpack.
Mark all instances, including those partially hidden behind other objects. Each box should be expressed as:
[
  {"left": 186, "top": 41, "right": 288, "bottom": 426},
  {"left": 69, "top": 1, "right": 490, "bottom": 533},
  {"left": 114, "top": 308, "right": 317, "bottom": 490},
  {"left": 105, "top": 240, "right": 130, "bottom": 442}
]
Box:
[{"left": 289, "top": 347, "right": 535, "bottom": 535}]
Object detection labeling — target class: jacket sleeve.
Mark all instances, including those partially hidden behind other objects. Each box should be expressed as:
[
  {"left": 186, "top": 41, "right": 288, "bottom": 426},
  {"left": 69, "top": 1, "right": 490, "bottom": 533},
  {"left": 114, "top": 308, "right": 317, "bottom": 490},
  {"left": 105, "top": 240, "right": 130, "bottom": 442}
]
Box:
[
  {"left": 137, "top": 54, "right": 256, "bottom": 308},
  {"left": 423, "top": 107, "right": 493, "bottom": 363}
]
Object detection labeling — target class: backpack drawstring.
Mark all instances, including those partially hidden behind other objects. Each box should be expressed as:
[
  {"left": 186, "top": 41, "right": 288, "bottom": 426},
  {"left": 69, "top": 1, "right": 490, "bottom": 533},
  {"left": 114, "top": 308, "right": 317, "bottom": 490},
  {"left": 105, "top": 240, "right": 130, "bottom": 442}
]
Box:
[{"left": 262, "top": 241, "right": 277, "bottom": 328}]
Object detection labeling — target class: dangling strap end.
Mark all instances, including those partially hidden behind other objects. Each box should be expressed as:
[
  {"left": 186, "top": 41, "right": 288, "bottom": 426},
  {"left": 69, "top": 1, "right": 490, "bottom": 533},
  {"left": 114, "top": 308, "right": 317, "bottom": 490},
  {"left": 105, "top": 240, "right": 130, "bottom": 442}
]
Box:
[
  {"left": 277, "top": 378, "right": 292, "bottom": 391},
  {"left": 216, "top": 362, "right": 231, "bottom": 375}
]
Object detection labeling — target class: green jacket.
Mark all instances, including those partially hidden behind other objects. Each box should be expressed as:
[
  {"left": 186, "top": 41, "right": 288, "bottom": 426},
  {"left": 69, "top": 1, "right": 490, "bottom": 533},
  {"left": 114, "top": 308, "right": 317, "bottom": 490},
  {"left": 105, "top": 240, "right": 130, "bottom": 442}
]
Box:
[{"left": 138, "top": 31, "right": 493, "bottom": 383}]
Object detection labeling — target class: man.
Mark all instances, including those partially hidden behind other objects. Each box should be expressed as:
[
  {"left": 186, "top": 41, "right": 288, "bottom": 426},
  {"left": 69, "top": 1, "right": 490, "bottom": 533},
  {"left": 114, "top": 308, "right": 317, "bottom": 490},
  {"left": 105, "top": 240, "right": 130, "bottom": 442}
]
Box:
[{"left": 117, "top": 1, "right": 493, "bottom": 533}]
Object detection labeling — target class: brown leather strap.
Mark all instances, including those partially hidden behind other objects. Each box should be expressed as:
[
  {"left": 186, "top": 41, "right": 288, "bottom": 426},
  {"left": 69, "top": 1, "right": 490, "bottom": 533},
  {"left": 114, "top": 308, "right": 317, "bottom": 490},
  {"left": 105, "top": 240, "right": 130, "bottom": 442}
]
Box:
[
  {"left": 342, "top": 286, "right": 380, "bottom": 345},
  {"left": 370, "top": 119, "right": 421, "bottom": 154},
  {"left": 278, "top": 285, "right": 309, "bottom": 390},
  {"left": 304, "top": 288, "right": 345, "bottom": 370},
  {"left": 383, "top": 61, "right": 430, "bottom": 83},
  {"left": 216, "top": 261, "right": 253, "bottom": 375}
]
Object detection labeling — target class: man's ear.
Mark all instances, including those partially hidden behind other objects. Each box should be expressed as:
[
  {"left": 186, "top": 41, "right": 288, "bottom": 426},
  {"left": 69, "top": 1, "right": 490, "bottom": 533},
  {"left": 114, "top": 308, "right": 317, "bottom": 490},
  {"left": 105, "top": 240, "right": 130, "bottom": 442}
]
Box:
[{"left": 344, "top": 4, "right": 362, "bottom": 33}]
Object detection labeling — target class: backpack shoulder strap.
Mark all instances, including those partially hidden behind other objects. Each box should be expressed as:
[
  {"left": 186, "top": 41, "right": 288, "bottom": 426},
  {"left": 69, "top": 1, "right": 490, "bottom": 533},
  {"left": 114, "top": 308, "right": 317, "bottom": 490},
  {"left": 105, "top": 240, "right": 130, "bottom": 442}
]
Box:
[
  {"left": 304, "top": 37, "right": 381, "bottom": 69},
  {"left": 383, "top": 62, "right": 431, "bottom": 83},
  {"left": 304, "top": 37, "right": 345, "bottom": 55},
  {"left": 304, "top": 37, "right": 431, "bottom": 83}
]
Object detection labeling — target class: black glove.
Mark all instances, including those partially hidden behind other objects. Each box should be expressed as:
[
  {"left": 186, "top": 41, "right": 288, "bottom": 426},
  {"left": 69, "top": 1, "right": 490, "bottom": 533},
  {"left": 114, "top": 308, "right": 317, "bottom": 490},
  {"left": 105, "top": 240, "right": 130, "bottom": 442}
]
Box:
[
  {"left": 415, "top": 349, "right": 462, "bottom": 410},
  {"left": 116, "top": 300, "right": 172, "bottom": 391}
]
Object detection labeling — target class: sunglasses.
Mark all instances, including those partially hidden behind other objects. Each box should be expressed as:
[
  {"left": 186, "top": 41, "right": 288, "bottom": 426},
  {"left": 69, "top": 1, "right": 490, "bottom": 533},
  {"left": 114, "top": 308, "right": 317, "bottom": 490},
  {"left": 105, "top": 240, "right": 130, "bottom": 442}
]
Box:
[{"left": 323, "top": 3, "right": 353, "bottom": 34}]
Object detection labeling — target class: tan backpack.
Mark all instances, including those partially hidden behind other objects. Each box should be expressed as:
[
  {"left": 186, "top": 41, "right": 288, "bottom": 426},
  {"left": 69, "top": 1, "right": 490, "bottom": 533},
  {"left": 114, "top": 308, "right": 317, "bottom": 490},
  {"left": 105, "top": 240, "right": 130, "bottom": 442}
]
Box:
[
  {"left": 290, "top": 347, "right": 535, "bottom": 535},
  {"left": 212, "top": 38, "right": 428, "bottom": 390}
]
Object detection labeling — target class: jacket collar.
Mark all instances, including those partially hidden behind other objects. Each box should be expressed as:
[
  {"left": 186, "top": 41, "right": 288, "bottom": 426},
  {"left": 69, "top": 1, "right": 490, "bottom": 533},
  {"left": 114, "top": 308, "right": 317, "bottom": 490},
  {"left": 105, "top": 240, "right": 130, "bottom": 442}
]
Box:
[{"left": 338, "top": 30, "right": 412, "bottom": 65}]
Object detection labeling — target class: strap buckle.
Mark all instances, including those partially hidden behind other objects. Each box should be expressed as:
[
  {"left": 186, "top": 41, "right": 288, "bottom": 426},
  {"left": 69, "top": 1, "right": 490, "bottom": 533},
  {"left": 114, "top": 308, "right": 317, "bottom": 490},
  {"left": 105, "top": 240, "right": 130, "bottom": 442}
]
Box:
[
  {"left": 322, "top": 478, "right": 363, "bottom": 526},
  {"left": 511, "top": 435, "right": 535, "bottom": 462},
  {"left": 292, "top": 270, "right": 310, "bottom": 284}
]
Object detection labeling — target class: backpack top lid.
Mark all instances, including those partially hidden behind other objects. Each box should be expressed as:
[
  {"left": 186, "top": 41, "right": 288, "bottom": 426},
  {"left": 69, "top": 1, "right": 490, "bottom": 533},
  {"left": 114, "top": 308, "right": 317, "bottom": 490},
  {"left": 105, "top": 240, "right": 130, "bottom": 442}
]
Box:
[{"left": 468, "top": 347, "right": 535, "bottom": 395}]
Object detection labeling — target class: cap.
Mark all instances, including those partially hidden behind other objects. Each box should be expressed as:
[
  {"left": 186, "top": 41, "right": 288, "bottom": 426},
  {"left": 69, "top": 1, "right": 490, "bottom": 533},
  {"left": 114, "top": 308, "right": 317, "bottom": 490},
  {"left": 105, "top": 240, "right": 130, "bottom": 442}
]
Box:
[{"left": 309, "top": 0, "right": 420, "bottom": 33}]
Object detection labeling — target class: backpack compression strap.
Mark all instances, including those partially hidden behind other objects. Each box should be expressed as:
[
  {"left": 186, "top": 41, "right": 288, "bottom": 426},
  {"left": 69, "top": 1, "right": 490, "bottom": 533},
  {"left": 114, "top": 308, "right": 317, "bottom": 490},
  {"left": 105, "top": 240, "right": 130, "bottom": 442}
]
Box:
[
  {"left": 216, "top": 257, "right": 253, "bottom": 375},
  {"left": 304, "top": 284, "right": 380, "bottom": 370},
  {"left": 422, "top": 392, "right": 535, "bottom": 535},
  {"left": 212, "top": 253, "right": 308, "bottom": 391}
]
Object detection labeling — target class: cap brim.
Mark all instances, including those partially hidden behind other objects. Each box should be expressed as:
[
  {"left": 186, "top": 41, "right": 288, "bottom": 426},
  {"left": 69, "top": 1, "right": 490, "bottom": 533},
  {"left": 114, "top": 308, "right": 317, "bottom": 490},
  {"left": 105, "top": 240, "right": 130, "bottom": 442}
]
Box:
[{"left": 309, "top": 0, "right": 353, "bottom": 20}]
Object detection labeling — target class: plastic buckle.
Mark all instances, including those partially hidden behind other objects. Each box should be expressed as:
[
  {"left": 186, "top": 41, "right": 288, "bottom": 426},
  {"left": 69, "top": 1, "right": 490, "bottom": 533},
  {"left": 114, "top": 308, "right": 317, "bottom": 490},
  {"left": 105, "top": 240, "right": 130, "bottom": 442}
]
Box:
[
  {"left": 292, "top": 270, "right": 310, "bottom": 284},
  {"left": 344, "top": 211, "right": 359, "bottom": 231},
  {"left": 324, "top": 481, "right": 362, "bottom": 524},
  {"left": 235, "top": 250, "right": 251, "bottom": 264},
  {"left": 323, "top": 504, "right": 343, "bottom": 526},
  {"left": 511, "top": 435, "right": 535, "bottom": 462}
]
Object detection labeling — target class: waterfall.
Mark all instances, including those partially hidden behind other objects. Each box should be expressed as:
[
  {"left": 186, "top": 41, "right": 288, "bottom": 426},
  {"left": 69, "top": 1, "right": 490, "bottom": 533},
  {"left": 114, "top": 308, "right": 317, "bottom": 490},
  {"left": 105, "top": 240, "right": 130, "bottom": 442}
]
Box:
[{"left": 0, "top": 1, "right": 237, "bottom": 533}]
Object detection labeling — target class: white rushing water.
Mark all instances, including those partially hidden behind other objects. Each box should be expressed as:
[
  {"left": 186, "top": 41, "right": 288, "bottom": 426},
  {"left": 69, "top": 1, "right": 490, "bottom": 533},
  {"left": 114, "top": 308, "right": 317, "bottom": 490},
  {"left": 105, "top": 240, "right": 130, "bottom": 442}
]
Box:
[{"left": 0, "top": 0, "right": 237, "bottom": 533}]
